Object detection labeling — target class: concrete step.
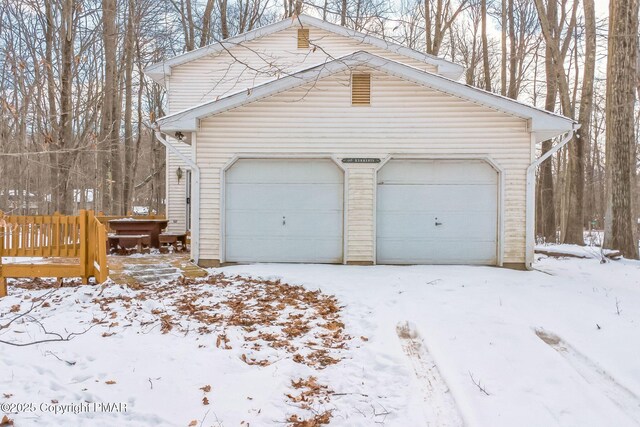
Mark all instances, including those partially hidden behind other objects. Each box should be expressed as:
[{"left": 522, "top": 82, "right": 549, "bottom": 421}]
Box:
[{"left": 127, "top": 268, "right": 179, "bottom": 277}]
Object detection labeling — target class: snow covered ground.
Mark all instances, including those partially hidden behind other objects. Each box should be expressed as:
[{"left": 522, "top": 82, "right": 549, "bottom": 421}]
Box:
[{"left": 1, "top": 253, "right": 640, "bottom": 426}]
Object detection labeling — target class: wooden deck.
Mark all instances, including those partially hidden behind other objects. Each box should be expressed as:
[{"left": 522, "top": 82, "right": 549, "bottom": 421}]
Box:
[{"left": 108, "top": 253, "right": 208, "bottom": 286}]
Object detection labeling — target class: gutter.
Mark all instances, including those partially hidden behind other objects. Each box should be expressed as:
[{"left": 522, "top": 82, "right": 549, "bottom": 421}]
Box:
[
  {"left": 525, "top": 123, "right": 580, "bottom": 269},
  {"left": 147, "top": 123, "right": 201, "bottom": 265}
]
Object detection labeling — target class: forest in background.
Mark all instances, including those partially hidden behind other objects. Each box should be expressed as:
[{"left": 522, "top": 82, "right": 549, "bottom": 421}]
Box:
[{"left": 0, "top": 0, "right": 638, "bottom": 256}]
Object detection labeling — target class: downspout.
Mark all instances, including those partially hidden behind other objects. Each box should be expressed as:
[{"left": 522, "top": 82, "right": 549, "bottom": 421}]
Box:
[
  {"left": 525, "top": 123, "right": 580, "bottom": 269},
  {"left": 148, "top": 124, "right": 201, "bottom": 265}
]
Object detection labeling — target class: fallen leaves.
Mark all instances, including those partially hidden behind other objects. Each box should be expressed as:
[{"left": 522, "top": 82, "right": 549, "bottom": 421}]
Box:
[
  {"left": 0, "top": 415, "right": 14, "bottom": 426},
  {"left": 9, "top": 305, "right": 20, "bottom": 313},
  {"left": 86, "top": 273, "right": 349, "bottom": 425},
  {"left": 160, "top": 314, "right": 174, "bottom": 334},
  {"left": 286, "top": 411, "right": 331, "bottom": 427},
  {"left": 91, "top": 274, "right": 349, "bottom": 369},
  {"left": 285, "top": 377, "right": 333, "bottom": 425},
  {"left": 240, "top": 354, "right": 271, "bottom": 367},
  {"left": 105, "top": 380, "right": 116, "bottom": 385},
  {"left": 216, "top": 333, "right": 231, "bottom": 349}
]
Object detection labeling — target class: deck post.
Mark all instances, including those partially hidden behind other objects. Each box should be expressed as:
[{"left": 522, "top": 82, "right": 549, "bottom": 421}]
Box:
[
  {"left": 79, "top": 210, "right": 88, "bottom": 284},
  {"left": 0, "top": 223, "right": 6, "bottom": 297}
]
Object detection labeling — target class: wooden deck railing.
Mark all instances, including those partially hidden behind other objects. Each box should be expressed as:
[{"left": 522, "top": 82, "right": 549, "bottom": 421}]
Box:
[{"left": 0, "top": 210, "right": 109, "bottom": 296}]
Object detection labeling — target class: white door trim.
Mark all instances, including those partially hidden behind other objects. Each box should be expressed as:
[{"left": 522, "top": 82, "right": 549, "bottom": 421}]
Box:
[
  {"left": 219, "top": 154, "right": 347, "bottom": 264},
  {"left": 374, "top": 154, "right": 504, "bottom": 266}
]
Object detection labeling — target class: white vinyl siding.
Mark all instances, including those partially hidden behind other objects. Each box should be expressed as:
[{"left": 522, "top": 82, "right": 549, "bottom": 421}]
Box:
[
  {"left": 167, "top": 25, "right": 438, "bottom": 113},
  {"left": 347, "top": 167, "right": 375, "bottom": 262},
  {"left": 165, "top": 139, "right": 191, "bottom": 232},
  {"left": 195, "top": 69, "right": 531, "bottom": 264}
]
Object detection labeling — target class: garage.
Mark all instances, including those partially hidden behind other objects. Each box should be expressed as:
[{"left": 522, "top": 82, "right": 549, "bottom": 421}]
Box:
[
  {"left": 376, "top": 160, "right": 498, "bottom": 265},
  {"left": 225, "top": 159, "right": 344, "bottom": 263}
]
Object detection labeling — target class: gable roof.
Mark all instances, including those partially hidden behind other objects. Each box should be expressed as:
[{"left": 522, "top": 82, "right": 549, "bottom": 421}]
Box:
[
  {"left": 157, "top": 51, "right": 575, "bottom": 142},
  {"left": 145, "top": 14, "right": 464, "bottom": 84}
]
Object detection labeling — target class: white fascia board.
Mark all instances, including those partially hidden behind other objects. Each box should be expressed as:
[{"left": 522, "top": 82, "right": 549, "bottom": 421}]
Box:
[
  {"left": 144, "top": 14, "right": 464, "bottom": 85},
  {"left": 158, "top": 51, "right": 574, "bottom": 139}
]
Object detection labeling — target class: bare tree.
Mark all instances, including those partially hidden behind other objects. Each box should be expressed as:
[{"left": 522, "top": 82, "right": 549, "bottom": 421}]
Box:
[
  {"left": 481, "top": 0, "right": 491, "bottom": 91},
  {"left": 603, "top": 0, "right": 639, "bottom": 258}
]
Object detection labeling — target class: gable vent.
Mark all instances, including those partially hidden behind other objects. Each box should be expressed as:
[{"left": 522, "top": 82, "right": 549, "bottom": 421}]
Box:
[
  {"left": 297, "top": 28, "right": 310, "bottom": 48},
  {"left": 351, "top": 73, "right": 371, "bottom": 106}
]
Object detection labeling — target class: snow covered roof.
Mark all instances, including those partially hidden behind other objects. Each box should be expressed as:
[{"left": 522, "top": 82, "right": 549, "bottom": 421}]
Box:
[
  {"left": 157, "top": 51, "right": 575, "bottom": 142},
  {"left": 144, "top": 14, "right": 464, "bottom": 85}
]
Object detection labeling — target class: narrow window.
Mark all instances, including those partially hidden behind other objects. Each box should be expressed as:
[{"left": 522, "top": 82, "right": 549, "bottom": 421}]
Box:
[
  {"left": 297, "top": 28, "right": 310, "bottom": 49},
  {"left": 351, "top": 73, "right": 371, "bottom": 106}
]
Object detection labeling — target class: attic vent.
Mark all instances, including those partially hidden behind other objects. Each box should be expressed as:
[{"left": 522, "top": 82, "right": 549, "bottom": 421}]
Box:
[
  {"left": 351, "top": 73, "right": 371, "bottom": 106},
  {"left": 297, "top": 28, "right": 310, "bottom": 48}
]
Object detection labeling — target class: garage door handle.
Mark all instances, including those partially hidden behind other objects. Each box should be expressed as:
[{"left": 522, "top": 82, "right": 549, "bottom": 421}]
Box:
[
  {"left": 282, "top": 216, "right": 286, "bottom": 226},
  {"left": 435, "top": 220, "right": 443, "bottom": 226}
]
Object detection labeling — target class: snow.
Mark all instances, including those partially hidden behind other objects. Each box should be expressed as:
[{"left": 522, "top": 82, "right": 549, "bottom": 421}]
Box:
[
  {"left": 1, "top": 254, "right": 640, "bottom": 426},
  {"left": 534, "top": 243, "right": 616, "bottom": 259}
]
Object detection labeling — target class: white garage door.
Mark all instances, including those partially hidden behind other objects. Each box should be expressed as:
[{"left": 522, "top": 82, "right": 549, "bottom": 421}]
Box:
[
  {"left": 225, "top": 159, "right": 343, "bottom": 263},
  {"left": 377, "top": 160, "right": 498, "bottom": 265}
]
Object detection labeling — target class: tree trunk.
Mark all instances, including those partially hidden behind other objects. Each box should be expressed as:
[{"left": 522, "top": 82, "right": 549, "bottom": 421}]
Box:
[
  {"left": 507, "top": 0, "right": 517, "bottom": 99},
  {"left": 123, "top": 0, "right": 135, "bottom": 214},
  {"left": 481, "top": 0, "right": 491, "bottom": 91},
  {"left": 501, "top": 0, "right": 507, "bottom": 96},
  {"left": 537, "top": 41, "right": 558, "bottom": 243},
  {"left": 603, "top": 0, "right": 639, "bottom": 259},
  {"left": 57, "top": 0, "right": 76, "bottom": 214},
  {"left": 201, "top": 0, "right": 215, "bottom": 46},
  {"left": 341, "top": 0, "right": 347, "bottom": 26},
  {"left": 101, "top": 0, "right": 118, "bottom": 213},
  {"left": 219, "top": 0, "right": 229, "bottom": 39}
]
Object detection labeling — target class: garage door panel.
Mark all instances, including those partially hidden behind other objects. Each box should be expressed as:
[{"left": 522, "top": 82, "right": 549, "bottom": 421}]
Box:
[
  {"left": 226, "top": 211, "right": 343, "bottom": 237},
  {"left": 227, "top": 160, "right": 343, "bottom": 184},
  {"left": 226, "top": 237, "right": 343, "bottom": 263},
  {"left": 377, "top": 160, "right": 498, "bottom": 265},
  {"left": 227, "top": 183, "right": 343, "bottom": 210},
  {"left": 225, "top": 159, "right": 344, "bottom": 263},
  {"left": 378, "top": 184, "right": 497, "bottom": 212},
  {"left": 379, "top": 160, "right": 498, "bottom": 184},
  {"left": 378, "top": 212, "right": 496, "bottom": 239},
  {"left": 377, "top": 239, "right": 497, "bottom": 264}
]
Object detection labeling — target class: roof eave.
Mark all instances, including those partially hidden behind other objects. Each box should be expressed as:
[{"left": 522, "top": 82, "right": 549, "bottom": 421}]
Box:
[{"left": 157, "top": 51, "right": 574, "bottom": 140}]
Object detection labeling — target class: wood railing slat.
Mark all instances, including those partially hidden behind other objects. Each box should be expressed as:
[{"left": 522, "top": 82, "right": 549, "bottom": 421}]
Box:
[{"left": 0, "top": 211, "right": 110, "bottom": 289}]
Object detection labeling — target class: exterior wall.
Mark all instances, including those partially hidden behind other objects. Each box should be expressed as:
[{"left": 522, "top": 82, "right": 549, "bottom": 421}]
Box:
[
  {"left": 195, "top": 69, "right": 532, "bottom": 265},
  {"left": 346, "top": 166, "right": 376, "bottom": 263},
  {"left": 165, "top": 138, "right": 191, "bottom": 232},
  {"left": 167, "top": 25, "right": 438, "bottom": 112}
]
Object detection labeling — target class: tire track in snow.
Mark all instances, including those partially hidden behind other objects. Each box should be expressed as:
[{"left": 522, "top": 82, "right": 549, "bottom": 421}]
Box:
[
  {"left": 396, "top": 321, "right": 464, "bottom": 427},
  {"left": 535, "top": 328, "right": 640, "bottom": 423}
]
